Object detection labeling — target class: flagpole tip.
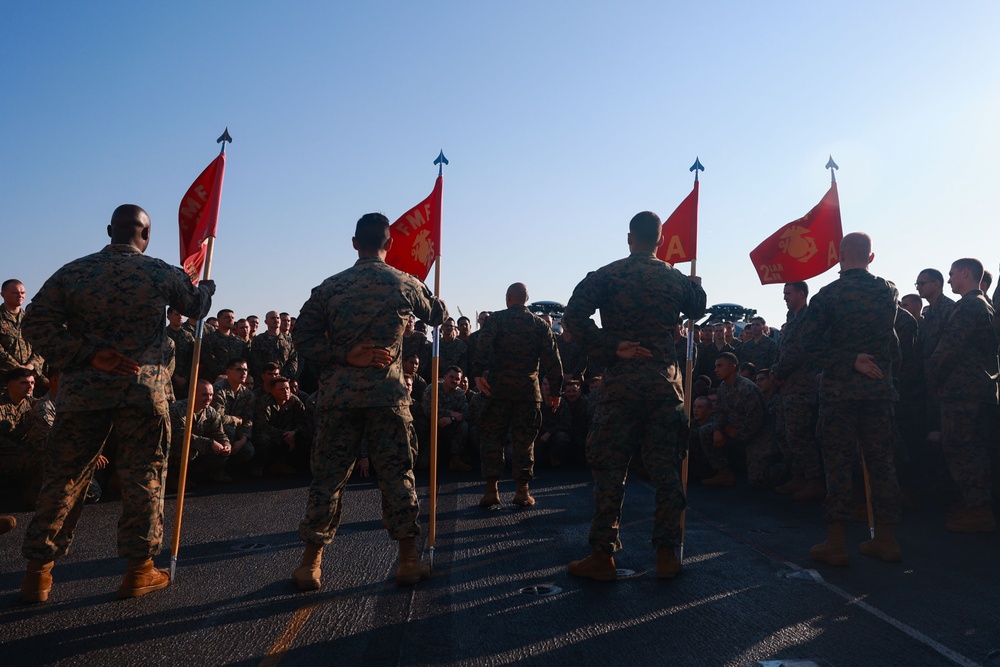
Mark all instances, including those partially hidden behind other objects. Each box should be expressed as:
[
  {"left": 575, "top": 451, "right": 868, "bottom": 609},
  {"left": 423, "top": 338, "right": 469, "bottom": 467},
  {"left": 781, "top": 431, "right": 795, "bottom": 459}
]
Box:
[
  {"left": 434, "top": 151, "right": 449, "bottom": 176},
  {"left": 689, "top": 157, "right": 704, "bottom": 182},
  {"left": 217, "top": 128, "right": 233, "bottom": 155},
  {"left": 826, "top": 155, "right": 838, "bottom": 183}
]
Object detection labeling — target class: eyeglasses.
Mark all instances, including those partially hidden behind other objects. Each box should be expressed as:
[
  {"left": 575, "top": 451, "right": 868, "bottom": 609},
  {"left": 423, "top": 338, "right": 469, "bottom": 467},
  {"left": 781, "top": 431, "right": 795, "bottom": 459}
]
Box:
[
  {"left": 914, "top": 281, "right": 932, "bottom": 287},
  {"left": 233, "top": 368, "right": 248, "bottom": 373}
]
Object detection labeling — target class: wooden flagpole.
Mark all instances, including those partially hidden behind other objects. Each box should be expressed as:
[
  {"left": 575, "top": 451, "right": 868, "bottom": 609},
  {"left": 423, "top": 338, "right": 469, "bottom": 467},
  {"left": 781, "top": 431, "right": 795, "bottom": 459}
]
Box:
[
  {"left": 678, "top": 157, "right": 703, "bottom": 564},
  {"left": 170, "top": 129, "right": 231, "bottom": 581},
  {"left": 427, "top": 151, "right": 447, "bottom": 571}
]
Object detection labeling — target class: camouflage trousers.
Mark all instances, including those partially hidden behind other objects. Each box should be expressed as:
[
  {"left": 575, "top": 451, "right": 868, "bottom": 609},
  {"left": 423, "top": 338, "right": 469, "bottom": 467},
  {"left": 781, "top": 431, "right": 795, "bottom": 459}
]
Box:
[
  {"left": 816, "top": 400, "right": 901, "bottom": 524},
  {"left": 479, "top": 399, "right": 541, "bottom": 481},
  {"left": 781, "top": 395, "right": 822, "bottom": 481},
  {"left": 701, "top": 431, "right": 781, "bottom": 488},
  {"left": 299, "top": 406, "right": 419, "bottom": 545},
  {"left": 940, "top": 401, "right": 993, "bottom": 509},
  {"left": 23, "top": 407, "right": 170, "bottom": 562},
  {"left": 587, "top": 399, "right": 688, "bottom": 553}
]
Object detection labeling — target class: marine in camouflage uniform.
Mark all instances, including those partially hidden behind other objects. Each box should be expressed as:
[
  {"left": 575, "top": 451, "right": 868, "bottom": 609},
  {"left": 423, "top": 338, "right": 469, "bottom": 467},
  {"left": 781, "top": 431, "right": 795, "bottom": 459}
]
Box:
[
  {"left": 19, "top": 205, "right": 213, "bottom": 602},
  {"left": 421, "top": 368, "right": 469, "bottom": 469},
  {"left": 737, "top": 318, "right": 779, "bottom": 372},
  {"left": 0, "top": 380, "right": 35, "bottom": 482},
  {"left": 251, "top": 330, "right": 298, "bottom": 384},
  {"left": 165, "top": 317, "right": 195, "bottom": 390},
  {"left": 472, "top": 283, "right": 562, "bottom": 506},
  {"left": 771, "top": 285, "right": 823, "bottom": 498},
  {"left": 290, "top": 213, "right": 446, "bottom": 591},
  {"left": 169, "top": 385, "right": 231, "bottom": 478},
  {"left": 926, "top": 259, "right": 999, "bottom": 531},
  {"left": 0, "top": 280, "right": 48, "bottom": 391},
  {"left": 563, "top": 212, "right": 705, "bottom": 580},
  {"left": 702, "top": 359, "right": 776, "bottom": 489},
  {"left": 212, "top": 373, "right": 255, "bottom": 453},
  {"left": 916, "top": 271, "right": 955, "bottom": 434},
  {"left": 799, "top": 232, "right": 902, "bottom": 564},
  {"left": 438, "top": 322, "right": 468, "bottom": 379},
  {"left": 200, "top": 313, "right": 249, "bottom": 382}
]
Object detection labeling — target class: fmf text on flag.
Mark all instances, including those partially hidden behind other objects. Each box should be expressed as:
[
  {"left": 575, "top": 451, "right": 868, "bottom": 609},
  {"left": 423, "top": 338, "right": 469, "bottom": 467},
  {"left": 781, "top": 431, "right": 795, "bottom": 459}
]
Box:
[
  {"left": 656, "top": 180, "right": 699, "bottom": 265},
  {"left": 385, "top": 175, "right": 442, "bottom": 282},
  {"left": 748, "top": 183, "right": 843, "bottom": 285},
  {"left": 179, "top": 153, "right": 226, "bottom": 283}
]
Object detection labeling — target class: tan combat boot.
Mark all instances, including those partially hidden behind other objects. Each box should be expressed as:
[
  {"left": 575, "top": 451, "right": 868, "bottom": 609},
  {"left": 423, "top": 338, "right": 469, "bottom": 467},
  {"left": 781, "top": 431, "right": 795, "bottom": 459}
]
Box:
[
  {"left": 396, "top": 537, "right": 430, "bottom": 586},
  {"left": 512, "top": 481, "right": 536, "bottom": 507},
  {"left": 946, "top": 506, "right": 998, "bottom": 533},
  {"left": 21, "top": 560, "right": 54, "bottom": 603},
  {"left": 791, "top": 478, "right": 826, "bottom": 502},
  {"left": 656, "top": 547, "right": 682, "bottom": 579},
  {"left": 773, "top": 477, "right": 805, "bottom": 495},
  {"left": 809, "top": 522, "right": 850, "bottom": 566},
  {"left": 479, "top": 479, "right": 501, "bottom": 508},
  {"left": 118, "top": 557, "right": 170, "bottom": 599},
  {"left": 859, "top": 523, "right": 902, "bottom": 562},
  {"left": 292, "top": 543, "right": 323, "bottom": 591},
  {"left": 448, "top": 456, "right": 472, "bottom": 472},
  {"left": 701, "top": 468, "right": 735, "bottom": 488},
  {"left": 568, "top": 550, "right": 617, "bottom": 581}
]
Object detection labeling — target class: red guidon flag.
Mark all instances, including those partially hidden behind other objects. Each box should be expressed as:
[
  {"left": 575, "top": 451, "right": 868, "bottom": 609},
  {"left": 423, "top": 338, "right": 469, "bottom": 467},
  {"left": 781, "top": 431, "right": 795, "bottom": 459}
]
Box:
[
  {"left": 178, "top": 153, "right": 226, "bottom": 283},
  {"left": 749, "top": 182, "right": 843, "bottom": 285},
  {"left": 656, "top": 180, "right": 699, "bottom": 264},
  {"left": 385, "top": 175, "right": 442, "bottom": 282}
]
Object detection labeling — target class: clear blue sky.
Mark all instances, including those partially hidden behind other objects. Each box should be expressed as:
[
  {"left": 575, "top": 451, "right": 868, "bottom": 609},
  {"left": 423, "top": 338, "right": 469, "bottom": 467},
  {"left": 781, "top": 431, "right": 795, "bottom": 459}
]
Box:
[{"left": 3, "top": 2, "right": 998, "bottom": 327}]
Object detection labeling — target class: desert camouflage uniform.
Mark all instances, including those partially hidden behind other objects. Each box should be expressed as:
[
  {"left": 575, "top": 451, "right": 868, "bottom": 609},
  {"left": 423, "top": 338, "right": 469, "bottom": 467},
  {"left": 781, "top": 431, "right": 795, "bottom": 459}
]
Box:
[
  {"left": 212, "top": 378, "right": 255, "bottom": 445},
  {"left": 918, "top": 293, "right": 955, "bottom": 432},
  {"left": 439, "top": 337, "right": 468, "bottom": 377},
  {"left": 800, "top": 268, "right": 901, "bottom": 524},
  {"left": 402, "top": 331, "right": 432, "bottom": 382},
  {"left": 473, "top": 304, "right": 562, "bottom": 481},
  {"left": 201, "top": 329, "right": 249, "bottom": 382},
  {"left": 250, "top": 331, "right": 298, "bottom": 383},
  {"left": 927, "top": 290, "right": 999, "bottom": 510},
  {"left": 169, "top": 400, "right": 230, "bottom": 474},
  {"left": 772, "top": 305, "right": 822, "bottom": 482},
  {"left": 20, "top": 243, "right": 213, "bottom": 561},
  {"left": 19, "top": 394, "right": 57, "bottom": 497},
  {"left": 0, "top": 395, "right": 34, "bottom": 479},
  {"left": 256, "top": 393, "right": 309, "bottom": 468},
  {"left": 0, "top": 307, "right": 47, "bottom": 385},
  {"left": 738, "top": 334, "right": 779, "bottom": 372},
  {"left": 705, "top": 374, "right": 778, "bottom": 488},
  {"left": 165, "top": 325, "right": 195, "bottom": 387},
  {"left": 564, "top": 250, "right": 706, "bottom": 553},
  {"left": 293, "top": 256, "right": 446, "bottom": 545},
  {"left": 421, "top": 382, "right": 468, "bottom": 460}
]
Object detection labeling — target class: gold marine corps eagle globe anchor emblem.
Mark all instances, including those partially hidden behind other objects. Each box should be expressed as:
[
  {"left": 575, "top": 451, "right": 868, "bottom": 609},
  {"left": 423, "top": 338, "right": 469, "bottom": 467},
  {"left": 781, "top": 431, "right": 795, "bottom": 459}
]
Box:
[{"left": 778, "top": 225, "right": 818, "bottom": 263}]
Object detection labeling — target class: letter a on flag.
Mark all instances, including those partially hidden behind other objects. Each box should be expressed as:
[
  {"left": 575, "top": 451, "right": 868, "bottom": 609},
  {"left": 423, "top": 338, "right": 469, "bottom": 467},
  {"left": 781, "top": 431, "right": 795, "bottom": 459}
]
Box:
[
  {"left": 385, "top": 175, "right": 442, "bottom": 282},
  {"left": 749, "top": 182, "right": 843, "bottom": 285},
  {"left": 178, "top": 153, "right": 226, "bottom": 283},
  {"left": 656, "top": 181, "right": 699, "bottom": 264}
]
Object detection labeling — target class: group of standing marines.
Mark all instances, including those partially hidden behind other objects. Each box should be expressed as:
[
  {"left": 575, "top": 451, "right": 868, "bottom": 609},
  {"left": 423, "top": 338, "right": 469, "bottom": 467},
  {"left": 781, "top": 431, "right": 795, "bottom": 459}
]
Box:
[{"left": 13, "top": 202, "right": 951, "bottom": 602}]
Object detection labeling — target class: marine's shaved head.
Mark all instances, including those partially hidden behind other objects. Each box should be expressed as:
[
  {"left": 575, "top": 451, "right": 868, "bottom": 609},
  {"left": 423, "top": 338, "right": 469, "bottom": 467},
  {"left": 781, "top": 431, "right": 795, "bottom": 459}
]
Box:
[
  {"left": 839, "top": 232, "right": 872, "bottom": 269},
  {"left": 506, "top": 282, "right": 528, "bottom": 306},
  {"left": 108, "top": 204, "right": 151, "bottom": 251}
]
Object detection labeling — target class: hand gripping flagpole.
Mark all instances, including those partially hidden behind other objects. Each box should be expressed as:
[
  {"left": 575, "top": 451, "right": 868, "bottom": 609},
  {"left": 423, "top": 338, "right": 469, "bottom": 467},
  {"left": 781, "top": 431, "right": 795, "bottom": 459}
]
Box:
[
  {"left": 170, "top": 128, "right": 231, "bottom": 581},
  {"left": 679, "top": 156, "right": 704, "bottom": 565},
  {"left": 427, "top": 150, "right": 448, "bottom": 572}
]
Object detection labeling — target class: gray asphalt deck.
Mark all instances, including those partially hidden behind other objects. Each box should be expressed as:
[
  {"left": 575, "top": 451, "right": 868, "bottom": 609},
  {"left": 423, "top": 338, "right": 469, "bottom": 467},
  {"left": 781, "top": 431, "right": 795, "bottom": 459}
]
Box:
[{"left": 1, "top": 469, "right": 997, "bottom": 666}]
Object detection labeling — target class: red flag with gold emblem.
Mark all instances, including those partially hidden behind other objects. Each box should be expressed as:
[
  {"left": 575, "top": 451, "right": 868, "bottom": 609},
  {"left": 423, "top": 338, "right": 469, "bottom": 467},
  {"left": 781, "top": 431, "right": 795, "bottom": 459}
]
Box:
[
  {"left": 749, "top": 182, "right": 843, "bottom": 285},
  {"left": 385, "top": 175, "right": 442, "bottom": 281},
  {"left": 178, "top": 153, "right": 226, "bottom": 284},
  {"left": 656, "top": 181, "right": 698, "bottom": 264}
]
